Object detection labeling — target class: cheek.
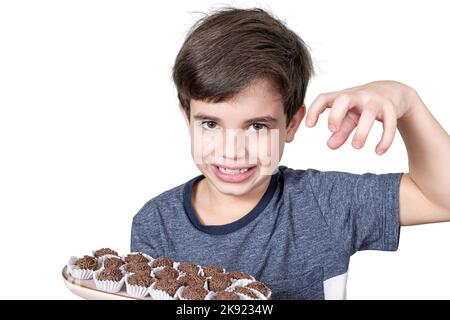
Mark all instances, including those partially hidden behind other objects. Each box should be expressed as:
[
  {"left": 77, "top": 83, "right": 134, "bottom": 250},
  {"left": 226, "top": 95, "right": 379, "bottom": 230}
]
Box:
[
  {"left": 191, "top": 128, "right": 220, "bottom": 164},
  {"left": 247, "top": 129, "right": 281, "bottom": 166}
]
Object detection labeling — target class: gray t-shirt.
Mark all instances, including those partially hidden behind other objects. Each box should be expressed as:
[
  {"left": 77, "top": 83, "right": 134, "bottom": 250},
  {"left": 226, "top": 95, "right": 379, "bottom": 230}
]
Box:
[{"left": 131, "top": 165, "right": 402, "bottom": 299}]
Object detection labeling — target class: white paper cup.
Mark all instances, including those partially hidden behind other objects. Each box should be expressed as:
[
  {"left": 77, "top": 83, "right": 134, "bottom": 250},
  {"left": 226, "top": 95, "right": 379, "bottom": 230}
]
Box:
[
  {"left": 148, "top": 281, "right": 182, "bottom": 300},
  {"left": 124, "top": 274, "right": 153, "bottom": 297},
  {"left": 93, "top": 268, "right": 125, "bottom": 293},
  {"left": 67, "top": 256, "right": 99, "bottom": 280},
  {"left": 176, "top": 286, "right": 211, "bottom": 300}
]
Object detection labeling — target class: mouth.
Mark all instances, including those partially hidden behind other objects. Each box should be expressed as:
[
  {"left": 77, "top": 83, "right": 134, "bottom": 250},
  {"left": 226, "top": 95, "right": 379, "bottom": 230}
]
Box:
[{"left": 211, "top": 164, "right": 258, "bottom": 183}]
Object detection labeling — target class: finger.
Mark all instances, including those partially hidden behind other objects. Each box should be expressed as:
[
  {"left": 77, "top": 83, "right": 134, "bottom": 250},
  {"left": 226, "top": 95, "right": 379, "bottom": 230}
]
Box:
[
  {"left": 306, "top": 92, "right": 340, "bottom": 127},
  {"left": 327, "top": 112, "right": 359, "bottom": 149},
  {"left": 376, "top": 109, "right": 397, "bottom": 155},
  {"left": 327, "top": 93, "right": 355, "bottom": 132},
  {"left": 351, "top": 110, "right": 377, "bottom": 149}
]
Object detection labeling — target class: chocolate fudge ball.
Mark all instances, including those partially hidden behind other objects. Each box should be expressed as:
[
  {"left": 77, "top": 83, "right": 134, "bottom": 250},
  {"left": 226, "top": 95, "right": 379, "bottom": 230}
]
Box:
[
  {"left": 207, "top": 273, "right": 232, "bottom": 292},
  {"left": 152, "top": 257, "right": 173, "bottom": 268},
  {"left": 202, "top": 264, "right": 224, "bottom": 277},
  {"left": 177, "top": 262, "right": 199, "bottom": 275},
  {"left": 154, "top": 267, "right": 179, "bottom": 280},
  {"left": 177, "top": 274, "right": 206, "bottom": 287},
  {"left": 246, "top": 281, "right": 270, "bottom": 297},
  {"left": 97, "top": 268, "right": 123, "bottom": 282},
  {"left": 233, "top": 286, "right": 258, "bottom": 299},
  {"left": 128, "top": 273, "right": 154, "bottom": 288},
  {"left": 124, "top": 253, "right": 149, "bottom": 264},
  {"left": 74, "top": 255, "right": 98, "bottom": 270},
  {"left": 182, "top": 286, "right": 208, "bottom": 300},
  {"left": 154, "top": 279, "right": 181, "bottom": 297},
  {"left": 212, "top": 291, "right": 240, "bottom": 300},
  {"left": 94, "top": 248, "right": 118, "bottom": 258},
  {"left": 125, "top": 262, "right": 151, "bottom": 274},
  {"left": 227, "top": 271, "right": 253, "bottom": 280},
  {"left": 103, "top": 257, "right": 124, "bottom": 269}
]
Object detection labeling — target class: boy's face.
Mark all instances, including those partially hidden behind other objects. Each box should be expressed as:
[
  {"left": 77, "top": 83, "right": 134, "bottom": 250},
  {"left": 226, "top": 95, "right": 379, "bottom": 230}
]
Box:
[{"left": 180, "top": 79, "right": 305, "bottom": 196}]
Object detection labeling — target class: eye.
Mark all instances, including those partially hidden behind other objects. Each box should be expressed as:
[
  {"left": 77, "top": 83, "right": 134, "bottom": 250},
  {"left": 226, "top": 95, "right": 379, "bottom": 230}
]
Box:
[
  {"left": 249, "top": 123, "right": 268, "bottom": 131},
  {"left": 201, "top": 121, "right": 218, "bottom": 130}
]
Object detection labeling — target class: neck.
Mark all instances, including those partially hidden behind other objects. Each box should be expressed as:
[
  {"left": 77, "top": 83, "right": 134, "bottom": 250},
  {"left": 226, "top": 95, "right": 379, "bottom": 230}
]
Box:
[{"left": 193, "top": 175, "right": 272, "bottom": 225}]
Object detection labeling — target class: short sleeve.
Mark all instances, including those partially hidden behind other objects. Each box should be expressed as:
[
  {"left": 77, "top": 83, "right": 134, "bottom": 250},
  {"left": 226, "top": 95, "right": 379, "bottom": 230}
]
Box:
[
  {"left": 130, "top": 203, "right": 163, "bottom": 257},
  {"left": 306, "top": 169, "right": 403, "bottom": 257}
]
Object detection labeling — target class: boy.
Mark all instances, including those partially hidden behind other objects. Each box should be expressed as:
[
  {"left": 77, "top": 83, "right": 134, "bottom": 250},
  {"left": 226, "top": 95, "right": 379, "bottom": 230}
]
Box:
[{"left": 131, "top": 7, "right": 450, "bottom": 299}]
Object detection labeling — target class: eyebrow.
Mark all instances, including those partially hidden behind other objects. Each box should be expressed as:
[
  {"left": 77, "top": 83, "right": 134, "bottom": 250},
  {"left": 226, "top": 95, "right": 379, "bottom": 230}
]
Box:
[{"left": 192, "top": 113, "right": 278, "bottom": 125}]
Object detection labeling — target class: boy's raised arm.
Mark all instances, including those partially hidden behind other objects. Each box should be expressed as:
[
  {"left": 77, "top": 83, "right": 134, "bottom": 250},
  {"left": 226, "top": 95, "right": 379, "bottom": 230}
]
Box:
[
  {"left": 305, "top": 80, "right": 450, "bottom": 225},
  {"left": 396, "top": 88, "right": 450, "bottom": 225}
]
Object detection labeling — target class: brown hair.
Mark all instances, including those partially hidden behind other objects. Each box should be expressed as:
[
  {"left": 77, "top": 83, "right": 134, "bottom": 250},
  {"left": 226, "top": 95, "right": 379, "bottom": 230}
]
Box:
[{"left": 172, "top": 7, "right": 314, "bottom": 126}]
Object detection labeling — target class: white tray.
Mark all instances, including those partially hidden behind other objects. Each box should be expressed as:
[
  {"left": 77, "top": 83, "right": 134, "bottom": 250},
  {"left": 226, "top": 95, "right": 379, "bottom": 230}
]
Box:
[{"left": 62, "top": 266, "right": 152, "bottom": 300}]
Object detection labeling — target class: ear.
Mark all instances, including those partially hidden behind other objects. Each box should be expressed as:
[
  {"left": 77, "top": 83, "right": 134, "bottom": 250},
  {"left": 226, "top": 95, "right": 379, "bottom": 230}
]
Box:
[
  {"left": 286, "top": 105, "right": 306, "bottom": 143},
  {"left": 179, "top": 104, "right": 190, "bottom": 128}
]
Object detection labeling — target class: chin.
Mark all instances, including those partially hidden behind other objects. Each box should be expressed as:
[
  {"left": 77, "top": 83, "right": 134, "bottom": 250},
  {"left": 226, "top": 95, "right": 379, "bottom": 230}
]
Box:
[{"left": 212, "top": 180, "right": 256, "bottom": 196}]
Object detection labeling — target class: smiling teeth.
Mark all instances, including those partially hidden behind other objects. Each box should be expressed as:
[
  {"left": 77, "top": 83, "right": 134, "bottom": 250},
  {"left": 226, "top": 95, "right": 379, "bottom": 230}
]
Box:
[{"left": 218, "top": 167, "right": 249, "bottom": 174}]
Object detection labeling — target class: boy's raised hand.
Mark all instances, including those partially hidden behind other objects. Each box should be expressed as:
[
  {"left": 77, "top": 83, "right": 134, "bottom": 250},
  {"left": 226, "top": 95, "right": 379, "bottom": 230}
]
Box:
[{"left": 306, "top": 80, "right": 415, "bottom": 155}]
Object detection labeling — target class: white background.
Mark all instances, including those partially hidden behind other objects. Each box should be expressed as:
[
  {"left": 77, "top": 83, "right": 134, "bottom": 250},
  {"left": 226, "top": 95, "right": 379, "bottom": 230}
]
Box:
[{"left": 1, "top": 0, "right": 449, "bottom": 299}]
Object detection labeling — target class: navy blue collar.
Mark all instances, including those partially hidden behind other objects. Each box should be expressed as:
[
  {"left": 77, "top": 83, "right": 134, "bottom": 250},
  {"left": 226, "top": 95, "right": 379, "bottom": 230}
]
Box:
[{"left": 183, "top": 169, "right": 280, "bottom": 235}]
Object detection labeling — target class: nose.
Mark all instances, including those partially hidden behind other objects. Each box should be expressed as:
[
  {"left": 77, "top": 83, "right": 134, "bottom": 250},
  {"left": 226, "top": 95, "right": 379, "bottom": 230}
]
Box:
[{"left": 222, "top": 128, "right": 247, "bottom": 161}]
